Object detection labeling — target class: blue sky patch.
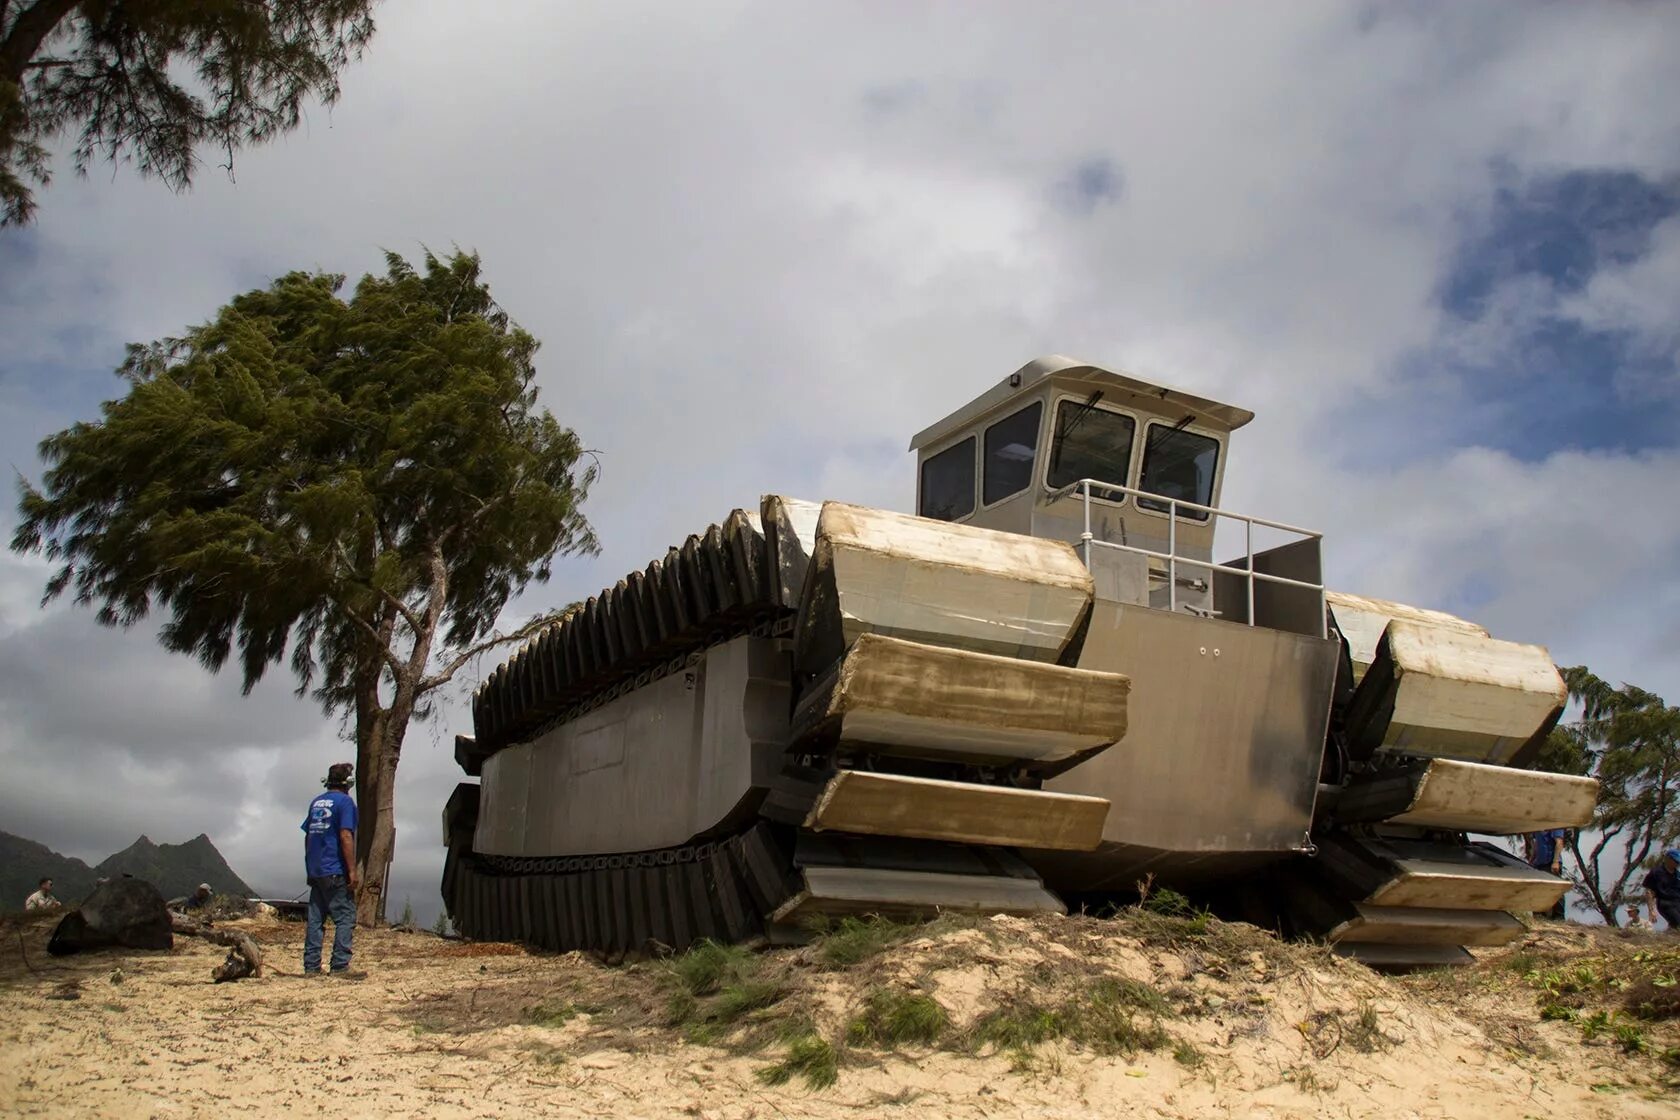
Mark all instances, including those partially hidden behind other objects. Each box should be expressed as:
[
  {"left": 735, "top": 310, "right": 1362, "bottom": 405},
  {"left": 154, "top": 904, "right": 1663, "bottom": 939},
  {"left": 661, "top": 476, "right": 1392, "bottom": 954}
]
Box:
[
  {"left": 1339, "top": 167, "right": 1679, "bottom": 466},
  {"left": 1051, "top": 157, "right": 1123, "bottom": 217},
  {"left": 1441, "top": 168, "right": 1678, "bottom": 319}
]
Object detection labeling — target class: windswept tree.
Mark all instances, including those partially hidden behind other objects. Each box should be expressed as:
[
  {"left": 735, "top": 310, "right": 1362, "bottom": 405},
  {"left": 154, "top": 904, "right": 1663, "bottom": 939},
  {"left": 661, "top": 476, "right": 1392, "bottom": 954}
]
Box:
[
  {"left": 1543, "top": 666, "right": 1680, "bottom": 925},
  {"left": 13, "top": 249, "right": 598, "bottom": 923},
  {"left": 1, "top": 0, "right": 376, "bottom": 225}
]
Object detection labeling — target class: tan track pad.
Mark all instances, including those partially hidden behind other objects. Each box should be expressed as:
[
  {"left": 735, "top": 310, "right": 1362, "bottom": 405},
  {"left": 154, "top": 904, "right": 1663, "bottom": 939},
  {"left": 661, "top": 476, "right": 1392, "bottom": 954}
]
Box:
[
  {"left": 794, "top": 632, "right": 1130, "bottom": 766},
  {"left": 771, "top": 866, "right": 1063, "bottom": 925},
  {"left": 1327, "top": 903, "right": 1524, "bottom": 948},
  {"left": 805, "top": 771, "right": 1109, "bottom": 851}
]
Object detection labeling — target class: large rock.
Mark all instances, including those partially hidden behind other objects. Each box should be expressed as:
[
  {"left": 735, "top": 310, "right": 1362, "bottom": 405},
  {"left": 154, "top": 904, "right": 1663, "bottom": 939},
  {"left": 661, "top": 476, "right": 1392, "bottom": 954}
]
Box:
[{"left": 47, "top": 877, "right": 173, "bottom": 955}]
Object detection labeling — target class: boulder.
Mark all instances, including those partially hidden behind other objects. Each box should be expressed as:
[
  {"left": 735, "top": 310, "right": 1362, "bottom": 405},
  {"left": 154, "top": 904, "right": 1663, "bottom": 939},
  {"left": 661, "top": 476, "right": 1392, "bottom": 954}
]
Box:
[{"left": 47, "top": 876, "right": 173, "bottom": 955}]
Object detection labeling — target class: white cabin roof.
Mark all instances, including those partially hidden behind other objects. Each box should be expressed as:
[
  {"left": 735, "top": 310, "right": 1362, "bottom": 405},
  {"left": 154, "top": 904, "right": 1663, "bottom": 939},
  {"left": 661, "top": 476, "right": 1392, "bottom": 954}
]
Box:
[{"left": 908, "top": 355, "right": 1255, "bottom": 452}]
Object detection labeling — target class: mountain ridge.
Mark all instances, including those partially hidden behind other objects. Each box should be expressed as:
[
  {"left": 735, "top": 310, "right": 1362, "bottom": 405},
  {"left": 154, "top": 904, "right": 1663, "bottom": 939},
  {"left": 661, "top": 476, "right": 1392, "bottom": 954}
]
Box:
[{"left": 2, "top": 830, "right": 254, "bottom": 909}]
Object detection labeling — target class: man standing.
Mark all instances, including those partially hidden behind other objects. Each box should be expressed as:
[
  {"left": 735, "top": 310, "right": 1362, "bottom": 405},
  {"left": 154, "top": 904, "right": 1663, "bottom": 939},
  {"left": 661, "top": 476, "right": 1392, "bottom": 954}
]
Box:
[
  {"left": 1526, "top": 827, "right": 1568, "bottom": 920},
  {"left": 24, "top": 877, "right": 59, "bottom": 910},
  {"left": 302, "top": 762, "right": 361, "bottom": 976},
  {"left": 1644, "top": 849, "right": 1680, "bottom": 931}
]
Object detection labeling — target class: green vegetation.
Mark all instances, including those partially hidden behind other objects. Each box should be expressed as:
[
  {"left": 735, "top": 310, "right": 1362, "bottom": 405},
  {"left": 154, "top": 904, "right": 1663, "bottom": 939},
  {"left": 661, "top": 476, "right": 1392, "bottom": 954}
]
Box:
[
  {"left": 809, "top": 915, "right": 918, "bottom": 969},
  {"left": 658, "top": 939, "right": 789, "bottom": 1045},
  {"left": 966, "top": 977, "right": 1179, "bottom": 1061},
  {"left": 1344, "top": 1003, "right": 1393, "bottom": 1054},
  {"left": 1537, "top": 667, "right": 1680, "bottom": 927},
  {"left": 1172, "top": 1039, "right": 1205, "bottom": 1069},
  {"left": 846, "top": 988, "right": 949, "bottom": 1048},
  {"left": 525, "top": 1002, "right": 584, "bottom": 1029},
  {"left": 757, "top": 1033, "right": 838, "bottom": 1089},
  {"left": 1, "top": 1, "right": 379, "bottom": 225},
  {"left": 12, "top": 250, "right": 598, "bottom": 924}
]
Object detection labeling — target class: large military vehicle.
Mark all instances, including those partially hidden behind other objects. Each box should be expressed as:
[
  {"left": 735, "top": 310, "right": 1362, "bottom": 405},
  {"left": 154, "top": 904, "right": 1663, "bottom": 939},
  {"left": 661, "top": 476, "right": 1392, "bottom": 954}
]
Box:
[{"left": 442, "top": 356, "right": 1597, "bottom": 968}]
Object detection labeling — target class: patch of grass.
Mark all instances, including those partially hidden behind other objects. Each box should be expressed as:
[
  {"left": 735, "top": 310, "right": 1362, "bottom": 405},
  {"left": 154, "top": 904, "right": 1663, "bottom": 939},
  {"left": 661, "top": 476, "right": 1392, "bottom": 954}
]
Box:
[
  {"left": 659, "top": 938, "right": 791, "bottom": 1043},
  {"left": 1613, "top": 1020, "right": 1650, "bottom": 1054},
  {"left": 810, "top": 915, "right": 917, "bottom": 969},
  {"left": 847, "top": 988, "right": 949, "bottom": 1048},
  {"left": 969, "top": 1001, "right": 1066, "bottom": 1052},
  {"left": 668, "top": 939, "right": 757, "bottom": 996},
  {"left": 1075, "top": 996, "right": 1172, "bottom": 1057},
  {"left": 965, "top": 983, "right": 1178, "bottom": 1061},
  {"left": 525, "top": 1002, "right": 583, "bottom": 1028},
  {"left": 1540, "top": 1003, "right": 1576, "bottom": 1022},
  {"left": 712, "top": 980, "right": 785, "bottom": 1023},
  {"left": 1172, "top": 1039, "right": 1205, "bottom": 1069},
  {"left": 1096, "top": 977, "right": 1172, "bottom": 1017},
  {"left": 1284, "top": 1064, "right": 1326, "bottom": 1094},
  {"left": 758, "top": 1033, "right": 838, "bottom": 1089},
  {"left": 1625, "top": 976, "right": 1680, "bottom": 1021},
  {"left": 1141, "top": 887, "right": 1197, "bottom": 917},
  {"left": 1345, "top": 1002, "right": 1394, "bottom": 1054},
  {"left": 1578, "top": 1009, "right": 1613, "bottom": 1041}
]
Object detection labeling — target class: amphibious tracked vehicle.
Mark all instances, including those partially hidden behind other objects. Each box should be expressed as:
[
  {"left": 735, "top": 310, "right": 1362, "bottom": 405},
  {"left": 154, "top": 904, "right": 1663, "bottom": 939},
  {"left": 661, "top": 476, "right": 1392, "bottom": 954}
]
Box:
[{"left": 442, "top": 356, "right": 1596, "bottom": 968}]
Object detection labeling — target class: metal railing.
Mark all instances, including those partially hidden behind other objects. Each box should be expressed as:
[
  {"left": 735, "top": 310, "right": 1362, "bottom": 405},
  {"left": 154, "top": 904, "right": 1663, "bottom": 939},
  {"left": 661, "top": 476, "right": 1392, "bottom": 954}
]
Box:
[{"left": 1046, "top": 479, "right": 1326, "bottom": 636}]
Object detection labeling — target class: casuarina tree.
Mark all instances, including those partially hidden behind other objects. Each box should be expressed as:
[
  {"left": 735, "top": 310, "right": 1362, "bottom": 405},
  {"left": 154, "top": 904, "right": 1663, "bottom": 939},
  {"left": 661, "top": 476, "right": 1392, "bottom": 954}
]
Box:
[
  {"left": 12, "top": 249, "right": 598, "bottom": 923},
  {"left": 1, "top": 0, "right": 377, "bottom": 225},
  {"left": 1539, "top": 666, "right": 1680, "bottom": 926}
]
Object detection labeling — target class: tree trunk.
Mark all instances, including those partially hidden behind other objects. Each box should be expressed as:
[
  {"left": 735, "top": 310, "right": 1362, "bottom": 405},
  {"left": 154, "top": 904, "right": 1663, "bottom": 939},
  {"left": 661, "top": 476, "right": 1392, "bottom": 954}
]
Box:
[{"left": 354, "top": 722, "right": 404, "bottom": 926}]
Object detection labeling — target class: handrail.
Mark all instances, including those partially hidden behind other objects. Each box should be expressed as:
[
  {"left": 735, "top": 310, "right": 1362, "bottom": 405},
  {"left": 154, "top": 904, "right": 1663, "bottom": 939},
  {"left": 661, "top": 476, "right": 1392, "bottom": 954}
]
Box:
[{"left": 1047, "top": 478, "right": 1326, "bottom": 636}]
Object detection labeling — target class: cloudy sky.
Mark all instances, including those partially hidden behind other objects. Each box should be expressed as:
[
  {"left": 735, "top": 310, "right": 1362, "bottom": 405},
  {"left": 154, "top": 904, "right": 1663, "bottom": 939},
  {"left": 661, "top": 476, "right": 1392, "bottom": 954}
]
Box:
[{"left": 2, "top": 2, "right": 1678, "bottom": 920}]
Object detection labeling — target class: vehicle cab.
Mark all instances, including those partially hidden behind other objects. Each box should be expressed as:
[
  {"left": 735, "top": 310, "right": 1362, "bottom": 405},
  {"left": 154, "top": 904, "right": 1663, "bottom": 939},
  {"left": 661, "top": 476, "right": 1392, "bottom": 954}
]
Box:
[{"left": 909, "top": 355, "right": 1320, "bottom": 633}]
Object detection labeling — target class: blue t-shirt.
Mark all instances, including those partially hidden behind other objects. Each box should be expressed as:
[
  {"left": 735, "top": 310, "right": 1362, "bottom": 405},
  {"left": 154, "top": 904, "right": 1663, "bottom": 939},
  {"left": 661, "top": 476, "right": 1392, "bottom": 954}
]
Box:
[
  {"left": 1530, "top": 828, "right": 1565, "bottom": 869},
  {"left": 302, "top": 790, "right": 358, "bottom": 878}
]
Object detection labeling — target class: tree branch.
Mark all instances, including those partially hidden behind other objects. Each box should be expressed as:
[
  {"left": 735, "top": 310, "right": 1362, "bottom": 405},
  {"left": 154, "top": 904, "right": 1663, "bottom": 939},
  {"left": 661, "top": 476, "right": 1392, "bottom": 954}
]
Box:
[
  {"left": 324, "top": 592, "right": 405, "bottom": 677},
  {"left": 419, "top": 612, "right": 560, "bottom": 693},
  {"left": 0, "top": 0, "right": 76, "bottom": 82}
]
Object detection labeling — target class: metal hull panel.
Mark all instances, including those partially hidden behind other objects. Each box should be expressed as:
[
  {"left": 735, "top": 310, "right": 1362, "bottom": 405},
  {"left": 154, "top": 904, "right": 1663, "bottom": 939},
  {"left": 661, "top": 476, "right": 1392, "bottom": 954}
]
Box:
[
  {"left": 474, "top": 634, "right": 790, "bottom": 857},
  {"left": 1048, "top": 603, "right": 1336, "bottom": 857}
]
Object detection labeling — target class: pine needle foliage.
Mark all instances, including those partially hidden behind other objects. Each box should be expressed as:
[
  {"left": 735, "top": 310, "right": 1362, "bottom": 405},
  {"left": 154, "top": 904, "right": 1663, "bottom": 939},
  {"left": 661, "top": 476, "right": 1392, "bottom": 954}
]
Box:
[
  {"left": 1, "top": 1, "right": 377, "bottom": 225},
  {"left": 12, "top": 249, "right": 598, "bottom": 921}
]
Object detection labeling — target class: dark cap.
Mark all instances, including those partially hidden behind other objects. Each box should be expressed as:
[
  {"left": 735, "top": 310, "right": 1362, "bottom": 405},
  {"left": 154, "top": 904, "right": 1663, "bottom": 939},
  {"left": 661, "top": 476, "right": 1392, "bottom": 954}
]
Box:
[{"left": 324, "top": 762, "right": 354, "bottom": 789}]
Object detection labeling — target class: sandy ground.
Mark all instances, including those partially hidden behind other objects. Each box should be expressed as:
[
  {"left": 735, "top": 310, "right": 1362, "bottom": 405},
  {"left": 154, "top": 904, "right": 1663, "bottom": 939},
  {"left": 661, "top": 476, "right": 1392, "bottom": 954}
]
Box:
[{"left": 1, "top": 910, "right": 1676, "bottom": 1119}]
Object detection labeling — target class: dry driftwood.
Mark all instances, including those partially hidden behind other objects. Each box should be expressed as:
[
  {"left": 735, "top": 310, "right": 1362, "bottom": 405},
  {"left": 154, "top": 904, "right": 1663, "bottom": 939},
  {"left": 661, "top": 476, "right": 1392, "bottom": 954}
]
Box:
[{"left": 170, "top": 915, "right": 263, "bottom": 982}]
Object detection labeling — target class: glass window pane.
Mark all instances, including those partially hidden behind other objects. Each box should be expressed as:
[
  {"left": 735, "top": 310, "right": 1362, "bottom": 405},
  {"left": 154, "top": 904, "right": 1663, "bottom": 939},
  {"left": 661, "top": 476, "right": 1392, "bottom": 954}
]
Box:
[
  {"left": 1046, "top": 400, "right": 1135, "bottom": 503},
  {"left": 919, "top": 437, "right": 975, "bottom": 521},
  {"left": 983, "top": 401, "right": 1042, "bottom": 506},
  {"left": 1138, "top": 425, "right": 1219, "bottom": 521}
]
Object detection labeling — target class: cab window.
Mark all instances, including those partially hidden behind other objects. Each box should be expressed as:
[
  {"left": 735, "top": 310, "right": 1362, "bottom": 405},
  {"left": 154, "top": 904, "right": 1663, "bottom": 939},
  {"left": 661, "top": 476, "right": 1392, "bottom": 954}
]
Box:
[
  {"left": 1046, "top": 399, "right": 1135, "bottom": 503},
  {"left": 1138, "top": 424, "right": 1219, "bottom": 520},
  {"left": 982, "top": 401, "right": 1042, "bottom": 506},
  {"left": 919, "top": 437, "right": 975, "bottom": 521}
]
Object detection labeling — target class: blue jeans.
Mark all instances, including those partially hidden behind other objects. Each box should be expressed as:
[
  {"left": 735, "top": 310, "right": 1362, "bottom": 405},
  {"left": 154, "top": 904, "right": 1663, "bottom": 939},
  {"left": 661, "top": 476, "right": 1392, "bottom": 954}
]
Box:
[{"left": 304, "top": 876, "right": 356, "bottom": 972}]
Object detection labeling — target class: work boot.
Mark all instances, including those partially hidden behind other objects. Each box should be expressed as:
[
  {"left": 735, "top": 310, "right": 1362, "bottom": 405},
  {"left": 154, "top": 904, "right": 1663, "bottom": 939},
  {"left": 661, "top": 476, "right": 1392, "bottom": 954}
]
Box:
[{"left": 328, "top": 968, "right": 367, "bottom": 980}]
